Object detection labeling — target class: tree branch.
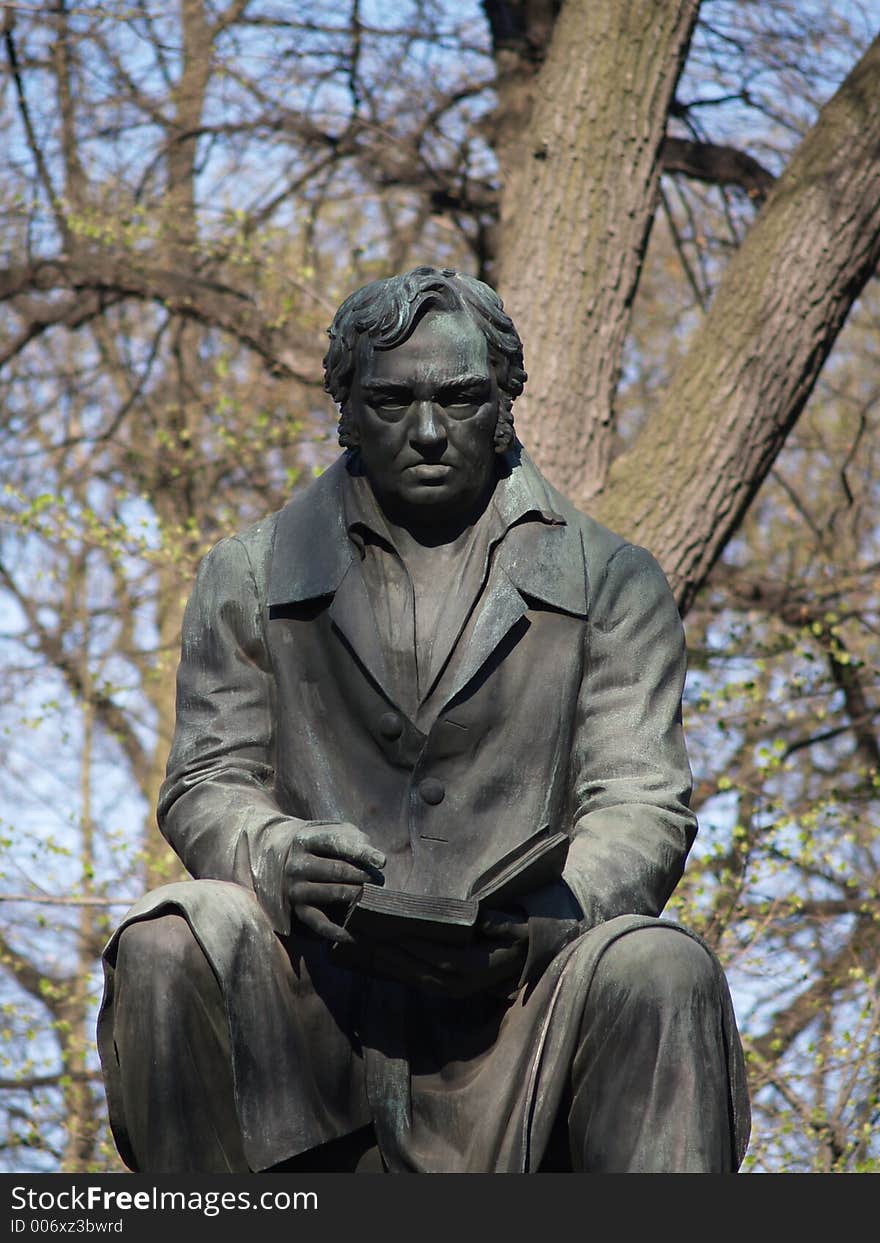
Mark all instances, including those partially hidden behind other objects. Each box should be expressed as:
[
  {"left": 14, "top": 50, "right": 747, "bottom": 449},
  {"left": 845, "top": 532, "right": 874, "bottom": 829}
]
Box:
[
  {"left": 0, "top": 895, "right": 133, "bottom": 907},
  {"left": 0, "top": 931, "right": 62, "bottom": 1004},
  {"left": 0, "top": 290, "right": 123, "bottom": 370},
  {"left": 0, "top": 1071, "right": 98, "bottom": 1091},
  {"left": 599, "top": 34, "right": 880, "bottom": 615},
  {"left": 748, "top": 921, "right": 879, "bottom": 1065},
  {"left": 0, "top": 558, "right": 149, "bottom": 784},
  {"left": 0, "top": 255, "right": 320, "bottom": 384},
  {"left": 3, "top": 19, "right": 67, "bottom": 241},
  {"left": 661, "top": 136, "right": 775, "bottom": 202},
  {"left": 713, "top": 567, "right": 879, "bottom": 775}
]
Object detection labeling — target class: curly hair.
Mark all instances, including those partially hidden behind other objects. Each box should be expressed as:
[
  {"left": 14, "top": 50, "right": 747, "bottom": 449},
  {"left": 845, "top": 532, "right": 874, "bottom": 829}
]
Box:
[{"left": 323, "top": 266, "right": 527, "bottom": 451}]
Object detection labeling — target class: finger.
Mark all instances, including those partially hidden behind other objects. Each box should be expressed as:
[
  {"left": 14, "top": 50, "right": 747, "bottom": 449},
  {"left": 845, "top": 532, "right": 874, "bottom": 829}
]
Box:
[
  {"left": 480, "top": 920, "right": 528, "bottom": 942},
  {"left": 303, "top": 825, "right": 386, "bottom": 871},
  {"left": 423, "top": 942, "right": 524, "bottom": 991},
  {"left": 369, "top": 940, "right": 525, "bottom": 997},
  {"left": 294, "top": 904, "right": 355, "bottom": 945},
  {"left": 289, "top": 881, "right": 364, "bottom": 910},
  {"left": 290, "top": 855, "right": 376, "bottom": 886},
  {"left": 485, "top": 943, "right": 527, "bottom": 977},
  {"left": 370, "top": 942, "right": 450, "bottom": 991},
  {"left": 399, "top": 938, "right": 486, "bottom": 972},
  {"left": 479, "top": 909, "right": 529, "bottom": 941}
]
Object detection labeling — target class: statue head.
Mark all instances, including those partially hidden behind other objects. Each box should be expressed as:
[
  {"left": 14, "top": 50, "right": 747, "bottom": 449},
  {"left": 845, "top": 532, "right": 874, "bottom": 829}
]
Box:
[{"left": 323, "top": 266, "right": 527, "bottom": 454}]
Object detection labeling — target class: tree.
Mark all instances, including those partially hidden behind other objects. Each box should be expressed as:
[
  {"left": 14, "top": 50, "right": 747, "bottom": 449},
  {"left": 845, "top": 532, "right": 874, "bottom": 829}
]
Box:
[{"left": 0, "top": 0, "right": 878, "bottom": 1170}]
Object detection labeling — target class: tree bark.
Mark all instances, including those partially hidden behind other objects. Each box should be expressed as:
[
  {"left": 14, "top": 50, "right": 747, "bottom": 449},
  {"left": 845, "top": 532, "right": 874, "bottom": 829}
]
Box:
[
  {"left": 594, "top": 34, "right": 880, "bottom": 614},
  {"left": 495, "top": 0, "right": 699, "bottom": 501}
]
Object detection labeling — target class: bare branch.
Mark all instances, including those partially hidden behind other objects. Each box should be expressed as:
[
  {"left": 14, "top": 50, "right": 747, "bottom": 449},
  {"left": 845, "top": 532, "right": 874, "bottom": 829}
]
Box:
[
  {"left": 0, "top": 931, "right": 63, "bottom": 1003},
  {"left": 0, "top": 290, "right": 122, "bottom": 370},
  {"left": 0, "top": 1071, "right": 99, "bottom": 1090},
  {"left": 0, "top": 895, "right": 133, "bottom": 907},
  {"left": 662, "top": 135, "right": 775, "bottom": 202},
  {"left": 0, "top": 255, "right": 321, "bottom": 383},
  {"left": 3, "top": 20, "right": 66, "bottom": 240},
  {"left": 0, "top": 558, "right": 149, "bottom": 783}
]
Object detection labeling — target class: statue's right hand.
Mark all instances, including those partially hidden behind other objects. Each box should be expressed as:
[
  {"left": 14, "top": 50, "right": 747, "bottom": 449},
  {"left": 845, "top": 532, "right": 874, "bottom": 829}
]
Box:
[{"left": 285, "top": 823, "right": 385, "bottom": 944}]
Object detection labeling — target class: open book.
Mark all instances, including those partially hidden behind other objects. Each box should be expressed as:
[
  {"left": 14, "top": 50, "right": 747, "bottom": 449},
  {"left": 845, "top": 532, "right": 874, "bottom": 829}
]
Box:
[{"left": 338, "top": 825, "right": 569, "bottom": 946}]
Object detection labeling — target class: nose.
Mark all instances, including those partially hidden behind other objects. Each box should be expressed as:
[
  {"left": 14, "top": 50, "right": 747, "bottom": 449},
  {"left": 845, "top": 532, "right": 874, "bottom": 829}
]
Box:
[{"left": 409, "top": 400, "right": 446, "bottom": 449}]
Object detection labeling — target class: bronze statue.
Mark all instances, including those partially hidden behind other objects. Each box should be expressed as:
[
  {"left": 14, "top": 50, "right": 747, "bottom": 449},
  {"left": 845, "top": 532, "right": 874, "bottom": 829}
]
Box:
[{"left": 97, "top": 266, "right": 750, "bottom": 1173}]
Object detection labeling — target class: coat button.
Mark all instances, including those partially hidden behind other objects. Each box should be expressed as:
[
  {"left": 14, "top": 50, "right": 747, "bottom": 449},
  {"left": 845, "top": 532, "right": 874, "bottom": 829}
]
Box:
[
  {"left": 378, "top": 712, "right": 403, "bottom": 740},
  {"left": 419, "top": 778, "right": 445, "bottom": 805}
]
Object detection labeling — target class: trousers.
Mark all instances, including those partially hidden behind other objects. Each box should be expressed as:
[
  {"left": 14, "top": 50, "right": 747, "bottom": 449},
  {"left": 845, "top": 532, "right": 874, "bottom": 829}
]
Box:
[{"left": 105, "top": 905, "right": 742, "bottom": 1173}]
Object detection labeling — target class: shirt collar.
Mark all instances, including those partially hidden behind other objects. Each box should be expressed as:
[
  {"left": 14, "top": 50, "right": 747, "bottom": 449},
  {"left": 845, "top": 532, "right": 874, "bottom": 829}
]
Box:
[
  {"left": 268, "top": 446, "right": 577, "bottom": 610},
  {"left": 340, "top": 446, "right": 566, "bottom": 557}
]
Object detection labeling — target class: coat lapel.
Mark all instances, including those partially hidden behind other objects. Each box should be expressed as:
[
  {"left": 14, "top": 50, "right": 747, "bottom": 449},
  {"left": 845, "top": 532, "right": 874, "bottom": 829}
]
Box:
[
  {"left": 268, "top": 459, "right": 393, "bottom": 700},
  {"left": 268, "top": 451, "right": 588, "bottom": 714},
  {"left": 438, "top": 515, "right": 587, "bottom": 708},
  {"left": 437, "top": 564, "right": 529, "bottom": 706},
  {"left": 268, "top": 458, "right": 352, "bottom": 604},
  {"left": 327, "top": 561, "right": 389, "bottom": 694}
]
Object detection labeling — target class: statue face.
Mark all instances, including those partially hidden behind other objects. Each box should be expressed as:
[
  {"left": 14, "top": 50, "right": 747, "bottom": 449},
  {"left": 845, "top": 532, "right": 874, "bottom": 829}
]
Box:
[{"left": 347, "top": 310, "right": 499, "bottom": 526}]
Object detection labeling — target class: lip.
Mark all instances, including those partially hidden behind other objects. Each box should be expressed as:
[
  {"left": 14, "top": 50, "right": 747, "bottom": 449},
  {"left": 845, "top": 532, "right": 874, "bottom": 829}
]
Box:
[{"left": 406, "top": 463, "right": 454, "bottom": 481}]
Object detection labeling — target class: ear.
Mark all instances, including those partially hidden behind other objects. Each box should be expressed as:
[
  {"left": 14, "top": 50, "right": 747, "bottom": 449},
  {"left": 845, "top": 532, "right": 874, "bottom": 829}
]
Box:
[
  {"left": 493, "top": 397, "right": 515, "bottom": 454},
  {"left": 338, "top": 406, "right": 360, "bottom": 449}
]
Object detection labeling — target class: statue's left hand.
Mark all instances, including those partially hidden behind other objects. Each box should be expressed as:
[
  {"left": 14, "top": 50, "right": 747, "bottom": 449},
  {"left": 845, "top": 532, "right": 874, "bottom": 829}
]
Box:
[{"left": 367, "top": 908, "right": 529, "bottom": 998}]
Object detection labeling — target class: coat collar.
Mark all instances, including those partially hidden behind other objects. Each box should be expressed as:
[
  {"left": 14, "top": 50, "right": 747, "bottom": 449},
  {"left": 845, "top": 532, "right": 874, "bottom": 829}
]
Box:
[
  {"left": 268, "top": 449, "right": 587, "bottom": 617},
  {"left": 268, "top": 456, "right": 355, "bottom": 606}
]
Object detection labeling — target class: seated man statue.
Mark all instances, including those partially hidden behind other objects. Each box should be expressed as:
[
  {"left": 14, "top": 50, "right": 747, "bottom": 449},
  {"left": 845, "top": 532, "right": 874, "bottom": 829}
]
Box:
[{"left": 97, "top": 265, "right": 750, "bottom": 1174}]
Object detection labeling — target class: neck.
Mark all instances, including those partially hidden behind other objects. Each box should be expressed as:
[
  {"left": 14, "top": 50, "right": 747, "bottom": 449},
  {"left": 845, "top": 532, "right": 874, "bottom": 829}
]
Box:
[{"left": 378, "top": 483, "right": 495, "bottom": 552}]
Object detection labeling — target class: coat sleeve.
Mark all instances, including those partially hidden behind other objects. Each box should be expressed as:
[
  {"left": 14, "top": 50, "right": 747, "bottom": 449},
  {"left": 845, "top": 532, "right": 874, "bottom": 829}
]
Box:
[
  {"left": 512, "top": 540, "right": 697, "bottom": 986},
  {"left": 156, "top": 530, "right": 315, "bottom": 936},
  {"left": 561, "top": 541, "right": 697, "bottom": 928}
]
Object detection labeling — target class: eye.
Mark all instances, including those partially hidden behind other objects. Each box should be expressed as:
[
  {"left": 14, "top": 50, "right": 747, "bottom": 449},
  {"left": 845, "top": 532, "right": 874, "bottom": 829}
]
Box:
[
  {"left": 442, "top": 390, "right": 488, "bottom": 417},
  {"left": 380, "top": 407, "right": 410, "bottom": 426},
  {"left": 365, "top": 392, "right": 410, "bottom": 419}
]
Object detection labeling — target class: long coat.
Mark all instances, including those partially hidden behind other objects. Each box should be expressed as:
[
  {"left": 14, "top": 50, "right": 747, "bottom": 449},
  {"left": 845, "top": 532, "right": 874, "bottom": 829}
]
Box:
[{"left": 98, "top": 448, "right": 750, "bottom": 1172}]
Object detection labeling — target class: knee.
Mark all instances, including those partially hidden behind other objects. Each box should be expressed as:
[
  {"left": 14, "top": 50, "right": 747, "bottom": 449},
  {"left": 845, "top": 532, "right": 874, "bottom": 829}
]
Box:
[
  {"left": 592, "top": 927, "right": 719, "bottom": 1010},
  {"left": 115, "top": 914, "right": 209, "bottom": 985}
]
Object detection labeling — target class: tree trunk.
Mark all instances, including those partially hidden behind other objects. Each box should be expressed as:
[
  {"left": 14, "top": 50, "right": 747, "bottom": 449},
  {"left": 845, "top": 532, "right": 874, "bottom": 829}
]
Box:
[
  {"left": 496, "top": 0, "right": 699, "bottom": 502},
  {"left": 594, "top": 34, "right": 880, "bottom": 613}
]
